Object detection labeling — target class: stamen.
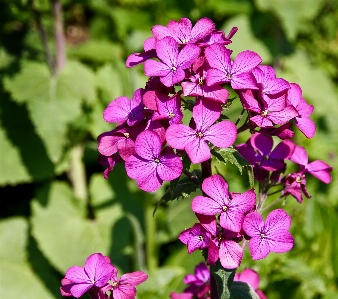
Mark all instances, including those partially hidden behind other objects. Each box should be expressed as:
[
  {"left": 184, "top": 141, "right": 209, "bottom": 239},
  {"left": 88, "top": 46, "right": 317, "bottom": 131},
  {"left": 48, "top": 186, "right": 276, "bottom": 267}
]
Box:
[
  {"left": 154, "top": 158, "right": 160, "bottom": 163},
  {"left": 124, "top": 133, "right": 130, "bottom": 138},
  {"left": 172, "top": 66, "right": 177, "bottom": 71},
  {"left": 222, "top": 205, "right": 228, "bottom": 212}
]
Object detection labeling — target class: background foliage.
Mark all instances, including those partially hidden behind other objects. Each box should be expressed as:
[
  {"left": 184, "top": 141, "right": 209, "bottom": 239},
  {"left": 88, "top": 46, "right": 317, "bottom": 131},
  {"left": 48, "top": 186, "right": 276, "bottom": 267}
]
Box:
[{"left": 0, "top": 0, "right": 337, "bottom": 298}]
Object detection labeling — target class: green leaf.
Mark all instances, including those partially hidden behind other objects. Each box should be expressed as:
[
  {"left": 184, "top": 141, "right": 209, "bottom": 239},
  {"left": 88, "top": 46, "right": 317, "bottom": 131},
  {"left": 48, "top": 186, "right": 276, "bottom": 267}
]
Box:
[
  {"left": 231, "top": 281, "right": 260, "bottom": 299},
  {"left": 254, "top": 0, "right": 325, "bottom": 41},
  {"left": 160, "top": 169, "right": 202, "bottom": 203},
  {"left": 31, "top": 181, "right": 125, "bottom": 273},
  {"left": 0, "top": 94, "right": 55, "bottom": 185},
  {"left": 213, "top": 147, "right": 254, "bottom": 188},
  {"left": 0, "top": 218, "right": 54, "bottom": 299},
  {"left": 137, "top": 266, "right": 185, "bottom": 299},
  {"left": 210, "top": 261, "right": 236, "bottom": 299},
  {"left": 4, "top": 61, "right": 96, "bottom": 162},
  {"left": 222, "top": 14, "right": 272, "bottom": 63}
]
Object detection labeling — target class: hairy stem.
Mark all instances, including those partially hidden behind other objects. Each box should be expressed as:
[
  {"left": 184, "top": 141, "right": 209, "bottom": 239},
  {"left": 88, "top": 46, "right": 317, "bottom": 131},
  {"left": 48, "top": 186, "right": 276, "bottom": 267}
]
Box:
[
  {"left": 145, "top": 198, "right": 157, "bottom": 273},
  {"left": 183, "top": 169, "right": 200, "bottom": 186},
  {"left": 235, "top": 109, "right": 245, "bottom": 126},
  {"left": 51, "top": 0, "right": 66, "bottom": 73},
  {"left": 29, "top": 0, "right": 55, "bottom": 73}
]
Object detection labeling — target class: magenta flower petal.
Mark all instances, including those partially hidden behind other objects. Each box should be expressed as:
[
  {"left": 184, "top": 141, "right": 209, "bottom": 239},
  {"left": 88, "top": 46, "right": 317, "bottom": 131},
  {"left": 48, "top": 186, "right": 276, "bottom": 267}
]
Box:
[
  {"left": 157, "top": 153, "right": 183, "bottom": 181},
  {"left": 306, "top": 160, "right": 333, "bottom": 184},
  {"left": 205, "top": 44, "right": 232, "bottom": 76},
  {"left": 134, "top": 130, "right": 161, "bottom": 159},
  {"left": 265, "top": 209, "right": 291, "bottom": 232},
  {"left": 144, "top": 59, "right": 171, "bottom": 77},
  {"left": 250, "top": 133, "right": 273, "bottom": 156},
  {"left": 204, "top": 120, "right": 237, "bottom": 148},
  {"left": 295, "top": 116, "right": 316, "bottom": 138},
  {"left": 242, "top": 212, "right": 264, "bottom": 237},
  {"left": 166, "top": 124, "right": 196, "bottom": 149},
  {"left": 219, "top": 240, "right": 243, "bottom": 269},
  {"left": 206, "top": 68, "right": 229, "bottom": 87},
  {"left": 113, "top": 284, "right": 137, "bottom": 299},
  {"left": 201, "top": 174, "right": 229, "bottom": 202},
  {"left": 234, "top": 269, "right": 260, "bottom": 291},
  {"left": 266, "top": 230, "right": 294, "bottom": 253},
  {"left": 232, "top": 50, "right": 262, "bottom": 74},
  {"left": 185, "top": 137, "right": 211, "bottom": 164},
  {"left": 192, "top": 195, "right": 224, "bottom": 215},
  {"left": 161, "top": 68, "right": 186, "bottom": 87},
  {"left": 120, "top": 271, "right": 148, "bottom": 286},
  {"left": 65, "top": 266, "right": 90, "bottom": 284},
  {"left": 103, "top": 96, "right": 131, "bottom": 123},
  {"left": 193, "top": 98, "right": 222, "bottom": 130},
  {"left": 248, "top": 236, "right": 270, "bottom": 260},
  {"left": 189, "top": 17, "right": 216, "bottom": 43},
  {"left": 69, "top": 284, "right": 93, "bottom": 298},
  {"left": 290, "top": 145, "right": 308, "bottom": 165},
  {"left": 230, "top": 72, "right": 258, "bottom": 90}
]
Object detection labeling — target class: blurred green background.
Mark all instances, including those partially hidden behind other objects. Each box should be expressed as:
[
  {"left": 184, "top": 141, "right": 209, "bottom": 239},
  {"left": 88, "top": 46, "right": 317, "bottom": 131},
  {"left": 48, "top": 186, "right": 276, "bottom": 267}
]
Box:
[{"left": 0, "top": 0, "right": 337, "bottom": 298}]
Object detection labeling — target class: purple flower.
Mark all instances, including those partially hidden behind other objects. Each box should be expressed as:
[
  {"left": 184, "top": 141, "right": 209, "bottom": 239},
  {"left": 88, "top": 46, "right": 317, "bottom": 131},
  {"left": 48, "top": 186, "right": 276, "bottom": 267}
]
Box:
[
  {"left": 125, "top": 130, "right": 183, "bottom": 192},
  {"left": 236, "top": 133, "right": 295, "bottom": 172},
  {"left": 97, "top": 154, "right": 122, "bottom": 180},
  {"left": 108, "top": 269, "right": 148, "bottom": 299},
  {"left": 239, "top": 89, "right": 298, "bottom": 128},
  {"left": 103, "top": 89, "right": 145, "bottom": 126},
  {"left": 152, "top": 17, "right": 215, "bottom": 44},
  {"left": 166, "top": 99, "right": 237, "bottom": 164},
  {"left": 181, "top": 59, "right": 230, "bottom": 104},
  {"left": 144, "top": 37, "right": 201, "bottom": 87},
  {"left": 287, "top": 83, "right": 316, "bottom": 138},
  {"left": 64, "top": 253, "right": 115, "bottom": 298},
  {"left": 184, "top": 263, "right": 210, "bottom": 286},
  {"left": 152, "top": 93, "right": 183, "bottom": 125},
  {"left": 252, "top": 65, "right": 290, "bottom": 96},
  {"left": 192, "top": 174, "right": 256, "bottom": 232},
  {"left": 179, "top": 223, "right": 212, "bottom": 253},
  {"left": 290, "top": 145, "right": 333, "bottom": 184},
  {"left": 243, "top": 209, "right": 294, "bottom": 260},
  {"left": 205, "top": 45, "right": 262, "bottom": 89}
]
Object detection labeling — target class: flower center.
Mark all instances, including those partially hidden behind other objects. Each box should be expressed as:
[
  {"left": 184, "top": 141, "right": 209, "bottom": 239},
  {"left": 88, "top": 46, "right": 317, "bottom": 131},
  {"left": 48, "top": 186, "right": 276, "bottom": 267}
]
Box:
[
  {"left": 260, "top": 233, "right": 265, "bottom": 239},
  {"left": 261, "top": 110, "right": 269, "bottom": 117},
  {"left": 109, "top": 280, "right": 118, "bottom": 288},
  {"left": 169, "top": 112, "right": 175, "bottom": 118},
  {"left": 226, "top": 73, "right": 231, "bottom": 80},
  {"left": 171, "top": 66, "right": 177, "bottom": 71},
  {"left": 199, "top": 235, "right": 204, "bottom": 241},
  {"left": 222, "top": 205, "right": 228, "bottom": 212},
  {"left": 123, "top": 132, "right": 130, "bottom": 138},
  {"left": 296, "top": 175, "right": 303, "bottom": 183},
  {"left": 198, "top": 77, "right": 204, "bottom": 85},
  {"left": 196, "top": 131, "right": 203, "bottom": 138},
  {"left": 154, "top": 158, "right": 160, "bottom": 163}
]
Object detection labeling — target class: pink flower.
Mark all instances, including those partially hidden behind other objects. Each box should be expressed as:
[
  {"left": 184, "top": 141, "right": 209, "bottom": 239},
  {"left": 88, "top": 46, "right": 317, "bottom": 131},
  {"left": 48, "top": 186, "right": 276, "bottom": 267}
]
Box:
[
  {"left": 179, "top": 223, "right": 212, "bottom": 253},
  {"left": 166, "top": 99, "right": 237, "bottom": 164},
  {"left": 63, "top": 253, "right": 115, "bottom": 298},
  {"left": 152, "top": 17, "right": 215, "bottom": 45},
  {"left": 243, "top": 209, "right": 294, "bottom": 260},
  {"left": 192, "top": 174, "right": 256, "bottom": 232},
  {"left": 144, "top": 36, "right": 200, "bottom": 87},
  {"left": 152, "top": 93, "right": 183, "bottom": 125},
  {"left": 108, "top": 268, "right": 148, "bottom": 299},
  {"left": 125, "top": 130, "right": 183, "bottom": 192},
  {"left": 103, "top": 89, "right": 145, "bottom": 126},
  {"left": 205, "top": 45, "right": 262, "bottom": 90}
]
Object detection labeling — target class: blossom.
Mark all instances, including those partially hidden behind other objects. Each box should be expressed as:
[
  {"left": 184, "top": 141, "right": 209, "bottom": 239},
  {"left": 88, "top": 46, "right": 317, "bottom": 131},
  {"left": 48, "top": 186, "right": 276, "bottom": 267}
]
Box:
[
  {"left": 205, "top": 45, "right": 262, "bottom": 89},
  {"left": 144, "top": 36, "right": 200, "bottom": 87},
  {"left": 103, "top": 88, "right": 145, "bottom": 126},
  {"left": 152, "top": 17, "right": 215, "bottom": 44},
  {"left": 125, "top": 130, "right": 183, "bottom": 192},
  {"left": 152, "top": 92, "right": 183, "bottom": 125},
  {"left": 166, "top": 99, "right": 237, "bottom": 164},
  {"left": 287, "top": 83, "right": 316, "bottom": 138},
  {"left": 243, "top": 209, "right": 294, "bottom": 260},
  {"left": 179, "top": 223, "right": 212, "bottom": 253},
  {"left": 192, "top": 174, "right": 256, "bottom": 232},
  {"left": 63, "top": 253, "right": 115, "bottom": 298},
  {"left": 108, "top": 268, "right": 148, "bottom": 299}
]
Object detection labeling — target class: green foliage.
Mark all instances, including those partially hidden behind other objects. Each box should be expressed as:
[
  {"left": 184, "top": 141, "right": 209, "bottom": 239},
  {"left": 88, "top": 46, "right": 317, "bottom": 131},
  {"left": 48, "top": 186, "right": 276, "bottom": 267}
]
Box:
[{"left": 231, "top": 282, "right": 260, "bottom": 299}]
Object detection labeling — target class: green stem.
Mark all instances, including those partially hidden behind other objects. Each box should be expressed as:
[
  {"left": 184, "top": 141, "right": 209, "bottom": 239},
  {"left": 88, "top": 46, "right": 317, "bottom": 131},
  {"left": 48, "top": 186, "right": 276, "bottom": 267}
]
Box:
[
  {"left": 260, "top": 196, "right": 284, "bottom": 213},
  {"left": 145, "top": 197, "right": 157, "bottom": 273}
]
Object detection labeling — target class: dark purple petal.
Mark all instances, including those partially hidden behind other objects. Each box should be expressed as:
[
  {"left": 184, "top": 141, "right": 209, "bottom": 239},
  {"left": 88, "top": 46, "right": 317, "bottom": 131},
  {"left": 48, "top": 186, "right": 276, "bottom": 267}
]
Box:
[
  {"left": 270, "top": 139, "right": 295, "bottom": 160},
  {"left": 250, "top": 133, "right": 273, "bottom": 156},
  {"left": 236, "top": 143, "right": 260, "bottom": 165}
]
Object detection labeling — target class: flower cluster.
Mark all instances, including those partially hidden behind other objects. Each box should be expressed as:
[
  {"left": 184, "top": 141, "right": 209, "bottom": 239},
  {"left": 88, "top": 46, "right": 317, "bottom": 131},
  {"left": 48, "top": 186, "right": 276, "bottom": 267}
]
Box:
[
  {"left": 60, "top": 253, "right": 147, "bottom": 299},
  {"left": 93, "top": 16, "right": 333, "bottom": 298}
]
